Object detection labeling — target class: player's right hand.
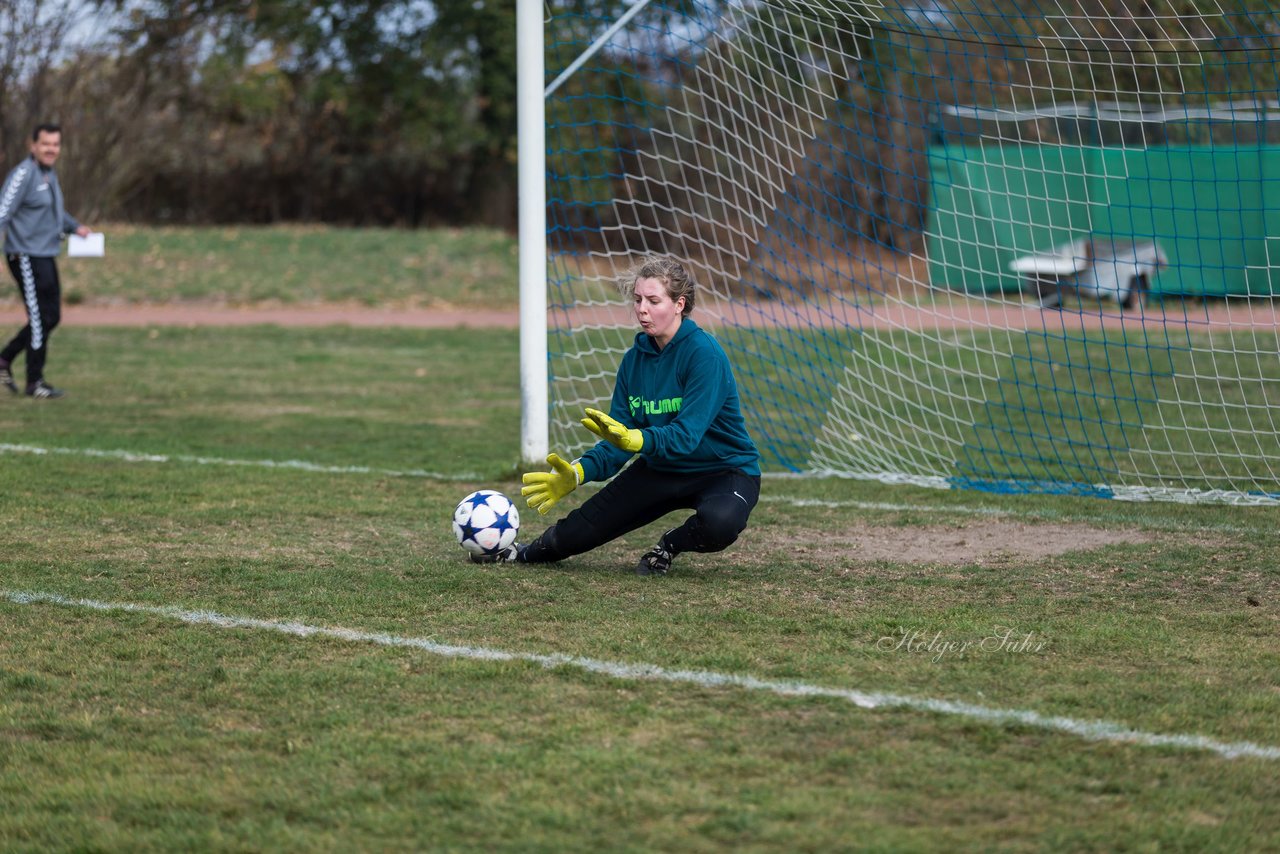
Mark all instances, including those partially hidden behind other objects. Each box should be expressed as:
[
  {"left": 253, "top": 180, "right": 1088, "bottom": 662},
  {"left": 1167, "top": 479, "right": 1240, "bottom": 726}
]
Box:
[{"left": 521, "top": 453, "right": 584, "bottom": 515}]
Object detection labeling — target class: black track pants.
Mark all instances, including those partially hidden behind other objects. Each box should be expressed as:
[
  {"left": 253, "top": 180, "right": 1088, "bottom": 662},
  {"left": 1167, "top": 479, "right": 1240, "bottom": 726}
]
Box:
[
  {"left": 2, "top": 253, "right": 61, "bottom": 387},
  {"left": 521, "top": 458, "right": 761, "bottom": 564}
]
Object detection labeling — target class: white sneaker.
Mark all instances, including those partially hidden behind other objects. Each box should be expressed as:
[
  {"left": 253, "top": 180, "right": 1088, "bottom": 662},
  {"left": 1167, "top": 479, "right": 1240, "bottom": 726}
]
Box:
[{"left": 635, "top": 544, "right": 675, "bottom": 575}]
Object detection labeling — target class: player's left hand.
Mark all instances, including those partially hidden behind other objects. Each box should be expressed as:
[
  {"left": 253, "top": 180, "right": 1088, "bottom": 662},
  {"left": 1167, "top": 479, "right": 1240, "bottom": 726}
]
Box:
[{"left": 581, "top": 407, "right": 644, "bottom": 453}]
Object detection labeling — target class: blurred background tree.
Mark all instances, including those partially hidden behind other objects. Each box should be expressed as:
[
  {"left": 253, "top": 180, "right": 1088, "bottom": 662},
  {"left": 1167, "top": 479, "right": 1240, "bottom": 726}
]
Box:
[
  {"left": 1, "top": 0, "right": 1275, "bottom": 241},
  {"left": 1, "top": 0, "right": 517, "bottom": 227}
]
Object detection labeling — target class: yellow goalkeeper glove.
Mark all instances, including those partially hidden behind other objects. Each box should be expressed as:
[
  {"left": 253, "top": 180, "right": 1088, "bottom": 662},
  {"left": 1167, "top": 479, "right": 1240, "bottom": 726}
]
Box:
[
  {"left": 521, "top": 452, "right": 584, "bottom": 515},
  {"left": 581, "top": 407, "right": 645, "bottom": 454}
]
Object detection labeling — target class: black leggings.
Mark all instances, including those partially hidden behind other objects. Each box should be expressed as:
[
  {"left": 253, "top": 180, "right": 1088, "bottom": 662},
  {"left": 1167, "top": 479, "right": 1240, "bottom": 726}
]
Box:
[
  {"left": 522, "top": 459, "right": 761, "bottom": 564},
  {"left": 2, "top": 253, "right": 61, "bottom": 386}
]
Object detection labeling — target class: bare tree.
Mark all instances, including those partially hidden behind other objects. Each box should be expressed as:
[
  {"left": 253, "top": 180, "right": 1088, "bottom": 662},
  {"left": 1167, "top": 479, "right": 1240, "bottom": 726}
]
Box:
[{"left": 0, "top": 0, "right": 90, "bottom": 163}]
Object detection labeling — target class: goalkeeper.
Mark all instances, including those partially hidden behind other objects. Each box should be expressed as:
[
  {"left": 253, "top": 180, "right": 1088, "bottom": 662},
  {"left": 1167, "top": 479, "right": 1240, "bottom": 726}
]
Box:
[{"left": 494, "top": 255, "right": 760, "bottom": 575}]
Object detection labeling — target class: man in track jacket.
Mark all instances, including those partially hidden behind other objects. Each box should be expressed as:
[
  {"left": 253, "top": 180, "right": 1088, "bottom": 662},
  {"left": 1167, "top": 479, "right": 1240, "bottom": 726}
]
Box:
[{"left": 0, "top": 123, "right": 93, "bottom": 399}]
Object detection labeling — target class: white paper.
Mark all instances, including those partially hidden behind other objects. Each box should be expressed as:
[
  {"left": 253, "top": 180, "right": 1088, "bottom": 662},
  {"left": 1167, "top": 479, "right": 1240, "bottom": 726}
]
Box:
[{"left": 68, "top": 233, "right": 104, "bottom": 257}]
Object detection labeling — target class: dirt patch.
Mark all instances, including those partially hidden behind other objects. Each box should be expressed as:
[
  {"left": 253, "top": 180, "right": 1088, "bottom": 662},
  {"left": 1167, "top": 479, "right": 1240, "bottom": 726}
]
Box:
[
  {"left": 762, "top": 519, "right": 1158, "bottom": 567},
  {"left": 3, "top": 292, "right": 1270, "bottom": 332}
]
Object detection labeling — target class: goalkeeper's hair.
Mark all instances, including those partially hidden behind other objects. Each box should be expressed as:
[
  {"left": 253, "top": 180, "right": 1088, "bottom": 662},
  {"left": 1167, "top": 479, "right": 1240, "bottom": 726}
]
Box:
[{"left": 619, "top": 255, "right": 695, "bottom": 317}]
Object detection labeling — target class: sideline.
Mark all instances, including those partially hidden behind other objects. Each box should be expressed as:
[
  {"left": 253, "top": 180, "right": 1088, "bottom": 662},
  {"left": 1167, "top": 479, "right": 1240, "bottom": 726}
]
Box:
[
  {"left": 0, "top": 441, "right": 1257, "bottom": 534},
  {"left": 10, "top": 304, "right": 523, "bottom": 329},
  {"left": 4, "top": 589, "right": 1277, "bottom": 762}
]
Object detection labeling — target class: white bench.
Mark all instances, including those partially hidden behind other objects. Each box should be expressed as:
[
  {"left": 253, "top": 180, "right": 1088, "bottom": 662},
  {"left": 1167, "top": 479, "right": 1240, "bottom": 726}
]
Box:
[{"left": 1011, "top": 238, "right": 1167, "bottom": 309}]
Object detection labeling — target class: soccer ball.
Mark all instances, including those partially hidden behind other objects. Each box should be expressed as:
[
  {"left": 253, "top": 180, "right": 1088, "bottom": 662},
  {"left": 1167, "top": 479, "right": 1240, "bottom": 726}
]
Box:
[{"left": 452, "top": 490, "right": 520, "bottom": 558}]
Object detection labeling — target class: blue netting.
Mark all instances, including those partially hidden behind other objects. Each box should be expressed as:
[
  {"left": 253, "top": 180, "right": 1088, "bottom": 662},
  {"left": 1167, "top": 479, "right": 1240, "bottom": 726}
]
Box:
[{"left": 544, "top": 0, "right": 1280, "bottom": 505}]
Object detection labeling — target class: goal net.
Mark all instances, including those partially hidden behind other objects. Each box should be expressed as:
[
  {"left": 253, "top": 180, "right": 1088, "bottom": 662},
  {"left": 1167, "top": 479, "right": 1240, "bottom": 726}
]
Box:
[{"left": 542, "top": 0, "right": 1280, "bottom": 505}]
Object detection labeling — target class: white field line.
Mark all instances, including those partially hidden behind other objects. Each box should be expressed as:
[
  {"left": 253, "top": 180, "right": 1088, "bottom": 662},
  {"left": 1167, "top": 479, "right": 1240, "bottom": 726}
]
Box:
[
  {"left": 0, "top": 442, "right": 483, "bottom": 482},
  {"left": 0, "top": 442, "right": 1257, "bottom": 534},
  {"left": 4, "top": 589, "right": 1277, "bottom": 762}
]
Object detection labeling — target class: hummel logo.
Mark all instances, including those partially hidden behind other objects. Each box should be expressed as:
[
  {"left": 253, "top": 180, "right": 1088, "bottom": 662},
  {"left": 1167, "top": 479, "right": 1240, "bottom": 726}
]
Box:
[
  {"left": 629, "top": 395, "right": 682, "bottom": 416},
  {"left": 0, "top": 165, "right": 29, "bottom": 219}
]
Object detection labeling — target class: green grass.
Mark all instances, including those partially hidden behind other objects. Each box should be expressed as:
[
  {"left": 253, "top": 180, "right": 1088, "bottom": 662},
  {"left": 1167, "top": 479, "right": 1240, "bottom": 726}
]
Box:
[
  {"left": 0, "top": 326, "right": 521, "bottom": 476},
  {"left": 47, "top": 223, "right": 520, "bottom": 307},
  {"left": 2, "top": 326, "right": 1278, "bottom": 850}
]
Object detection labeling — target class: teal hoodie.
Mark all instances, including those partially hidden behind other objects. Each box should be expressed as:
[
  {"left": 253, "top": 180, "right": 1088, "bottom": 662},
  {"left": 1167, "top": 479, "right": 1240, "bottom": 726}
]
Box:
[{"left": 579, "top": 318, "right": 760, "bottom": 483}]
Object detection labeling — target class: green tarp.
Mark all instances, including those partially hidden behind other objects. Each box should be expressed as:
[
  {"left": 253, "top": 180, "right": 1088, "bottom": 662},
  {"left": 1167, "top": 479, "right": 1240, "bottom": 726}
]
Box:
[{"left": 926, "top": 144, "right": 1280, "bottom": 296}]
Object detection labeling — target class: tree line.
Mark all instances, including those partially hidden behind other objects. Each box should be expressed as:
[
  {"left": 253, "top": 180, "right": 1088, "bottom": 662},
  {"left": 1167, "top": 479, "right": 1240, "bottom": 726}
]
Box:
[{"left": 1, "top": 0, "right": 521, "bottom": 227}]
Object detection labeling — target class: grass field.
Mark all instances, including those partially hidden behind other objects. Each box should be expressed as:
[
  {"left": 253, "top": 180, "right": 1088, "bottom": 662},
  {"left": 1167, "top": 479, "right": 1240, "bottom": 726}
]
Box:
[
  {"left": 0, "top": 318, "right": 1277, "bottom": 851},
  {"left": 45, "top": 224, "right": 520, "bottom": 308}
]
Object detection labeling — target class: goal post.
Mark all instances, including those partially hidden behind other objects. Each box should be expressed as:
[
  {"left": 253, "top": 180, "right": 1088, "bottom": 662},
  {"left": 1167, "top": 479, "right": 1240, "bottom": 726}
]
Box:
[
  {"left": 517, "top": 0, "right": 548, "bottom": 465},
  {"left": 528, "top": 0, "right": 1280, "bottom": 505}
]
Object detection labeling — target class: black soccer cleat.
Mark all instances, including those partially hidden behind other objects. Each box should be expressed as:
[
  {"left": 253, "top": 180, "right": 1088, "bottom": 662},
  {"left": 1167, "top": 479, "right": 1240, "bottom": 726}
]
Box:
[
  {"left": 635, "top": 543, "right": 675, "bottom": 576},
  {"left": 25, "top": 380, "right": 65, "bottom": 399},
  {"left": 469, "top": 544, "right": 522, "bottom": 564},
  {"left": 0, "top": 364, "right": 16, "bottom": 395}
]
